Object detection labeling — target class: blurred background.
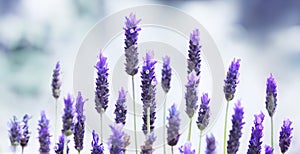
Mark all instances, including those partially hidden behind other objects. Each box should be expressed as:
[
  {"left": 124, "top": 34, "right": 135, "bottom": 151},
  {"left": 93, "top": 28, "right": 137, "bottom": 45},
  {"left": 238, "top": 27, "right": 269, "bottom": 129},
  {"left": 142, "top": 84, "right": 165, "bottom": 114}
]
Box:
[{"left": 0, "top": 0, "right": 300, "bottom": 153}]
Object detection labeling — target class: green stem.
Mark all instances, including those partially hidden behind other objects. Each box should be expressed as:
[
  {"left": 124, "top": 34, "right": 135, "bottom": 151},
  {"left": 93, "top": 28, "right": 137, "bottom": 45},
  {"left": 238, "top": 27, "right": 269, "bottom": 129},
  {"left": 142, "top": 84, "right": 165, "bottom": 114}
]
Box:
[
  {"left": 100, "top": 113, "right": 103, "bottom": 143},
  {"left": 132, "top": 76, "right": 138, "bottom": 154},
  {"left": 147, "top": 107, "right": 150, "bottom": 134},
  {"left": 271, "top": 116, "right": 274, "bottom": 152},
  {"left": 22, "top": 147, "right": 24, "bottom": 154},
  {"left": 171, "top": 146, "right": 174, "bottom": 154},
  {"left": 187, "top": 118, "right": 192, "bottom": 141},
  {"left": 198, "top": 131, "right": 203, "bottom": 154},
  {"left": 163, "top": 93, "right": 168, "bottom": 154},
  {"left": 63, "top": 135, "right": 67, "bottom": 154},
  {"left": 55, "top": 99, "right": 58, "bottom": 142},
  {"left": 223, "top": 101, "right": 230, "bottom": 154}
]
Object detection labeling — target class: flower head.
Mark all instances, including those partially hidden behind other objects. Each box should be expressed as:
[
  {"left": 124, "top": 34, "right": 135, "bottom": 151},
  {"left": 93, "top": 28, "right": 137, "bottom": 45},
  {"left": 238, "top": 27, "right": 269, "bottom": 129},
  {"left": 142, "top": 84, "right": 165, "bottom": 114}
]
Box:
[
  {"left": 206, "top": 134, "right": 216, "bottom": 154},
  {"left": 8, "top": 116, "right": 21, "bottom": 146},
  {"left": 185, "top": 71, "right": 199, "bottom": 118},
  {"left": 167, "top": 104, "right": 181, "bottom": 146},
  {"left": 179, "top": 142, "right": 195, "bottom": 154},
  {"left": 74, "top": 91, "right": 87, "bottom": 152},
  {"left": 265, "top": 74, "right": 277, "bottom": 117},
  {"left": 140, "top": 132, "right": 156, "bottom": 154},
  {"left": 196, "top": 93, "right": 210, "bottom": 131},
  {"left": 224, "top": 59, "right": 241, "bottom": 101},
  {"left": 124, "top": 13, "right": 141, "bottom": 76},
  {"left": 114, "top": 87, "right": 127, "bottom": 125},
  {"left": 52, "top": 61, "right": 61, "bottom": 99},
  {"left": 62, "top": 94, "right": 74, "bottom": 136},
  {"left": 54, "top": 134, "right": 69, "bottom": 154},
  {"left": 161, "top": 56, "right": 172, "bottom": 93},
  {"left": 38, "top": 111, "right": 51, "bottom": 154},
  {"left": 265, "top": 145, "right": 273, "bottom": 154},
  {"left": 141, "top": 51, "right": 157, "bottom": 134},
  {"left": 187, "top": 29, "right": 201, "bottom": 76},
  {"left": 91, "top": 130, "right": 104, "bottom": 154},
  {"left": 247, "top": 112, "right": 265, "bottom": 154},
  {"left": 108, "top": 123, "right": 126, "bottom": 154},
  {"left": 20, "top": 114, "right": 31, "bottom": 148},
  {"left": 227, "top": 101, "right": 245, "bottom": 154},
  {"left": 279, "top": 119, "right": 293, "bottom": 153}
]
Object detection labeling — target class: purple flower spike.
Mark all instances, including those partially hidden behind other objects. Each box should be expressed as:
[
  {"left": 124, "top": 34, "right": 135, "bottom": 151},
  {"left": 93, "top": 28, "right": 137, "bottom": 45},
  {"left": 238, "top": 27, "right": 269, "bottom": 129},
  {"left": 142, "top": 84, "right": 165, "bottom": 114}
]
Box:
[
  {"left": 38, "top": 111, "right": 51, "bottom": 154},
  {"left": 179, "top": 142, "right": 195, "bottom": 154},
  {"left": 20, "top": 114, "right": 31, "bottom": 148},
  {"left": 167, "top": 104, "right": 181, "bottom": 146},
  {"left": 114, "top": 87, "right": 127, "bottom": 125},
  {"left": 95, "top": 51, "right": 109, "bottom": 114},
  {"left": 265, "top": 74, "right": 277, "bottom": 117},
  {"left": 62, "top": 94, "right": 74, "bottom": 136},
  {"left": 196, "top": 93, "right": 210, "bottom": 131},
  {"left": 247, "top": 112, "right": 265, "bottom": 154},
  {"left": 140, "top": 132, "right": 156, "bottom": 154},
  {"left": 141, "top": 51, "right": 157, "bottom": 134},
  {"left": 224, "top": 59, "right": 241, "bottom": 102},
  {"left": 8, "top": 116, "right": 21, "bottom": 146},
  {"left": 206, "top": 134, "right": 216, "bottom": 154},
  {"left": 108, "top": 123, "right": 126, "bottom": 154},
  {"left": 55, "top": 134, "right": 69, "bottom": 154},
  {"left": 279, "top": 119, "right": 293, "bottom": 153},
  {"left": 265, "top": 145, "right": 273, "bottom": 154},
  {"left": 185, "top": 71, "right": 199, "bottom": 118},
  {"left": 187, "top": 29, "right": 201, "bottom": 76},
  {"left": 91, "top": 130, "right": 104, "bottom": 154},
  {"left": 161, "top": 56, "right": 172, "bottom": 93},
  {"left": 74, "top": 91, "right": 87, "bottom": 152},
  {"left": 227, "top": 101, "right": 245, "bottom": 154},
  {"left": 52, "top": 61, "right": 61, "bottom": 99},
  {"left": 124, "top": 13, "right": 141, "bottom": 76}
]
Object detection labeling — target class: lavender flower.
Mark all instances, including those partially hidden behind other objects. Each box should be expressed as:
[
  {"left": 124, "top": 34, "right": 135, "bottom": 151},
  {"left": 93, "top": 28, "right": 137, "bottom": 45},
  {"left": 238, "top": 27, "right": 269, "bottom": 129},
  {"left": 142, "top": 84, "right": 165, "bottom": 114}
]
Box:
[
  {"left": 161, "top": 56, "right": 172, "bottom": 93},
  {"left": 227, "top": 101, "right": 245, "bottom": 154},
  {"left": 124, "top": 13, "right": 141, "bottom": 76},
  {"left": 167, "top": 104, "right": 181, "bottom": 146},
  {"left": 52, "top": 61, "right": 61, "bottom": 99},
  {"left": 265, "top": 74, "right": 277, "bottom": 117},
  {"left": 108, "top": 123, "right": 126, "bottom": 154},
  {"left": 8, "top": 116, "right": 21, "bottom": 146},
  {"left": 247, "top": 112, "right": 265, "bottom": 154},
  {"left": 187, "top": 29, "right": 201, "bottom": 76},
  {"left": 95, "top": 51, "right": 109, "bottom": 113},
  {"left": 141, "top": 51, "right": 157, "bottom": 134},
  {"left": 279, "top": 119, "right": 293, "bottom": 153},
  {"left": 196, "top": 93, "right": 210, "bottom": 131},
  {"left": 91, "top": 130, "right": 104, "bottom": 154},
  {"left": 140, "top": 132, "right": 156, "bottom": 154},
  {"left": 20, "top": 114, "right": 31, "bottom": 148},
  {"left": 206, "top": 134, "right": 216, "bottom": 154},
  {"left": 265, "top": 145, "right": 273, "bottom": 154},
  {"left": 62, "top": 94, "right": 74, "bottom": 136},
  {"left": 114, "top": 87, "right": 127, "bottom": 125},
  {"left": 74, "top": 91, "right": 87, "bottom": 152},
  {"left": 55, "top": 134, "right": 69, "bottom": 154},
  {"left": 224, "top": 59, "right": 241, "bottom": 101},
  {"left": 179, "top": 142, "right": 195, "bottom": 154},
  {"left": 185, "top": 71, "right": 199, "bottom": 118},
  {"left": 38, "top": 111, "right": 51, "bottom": 154}
]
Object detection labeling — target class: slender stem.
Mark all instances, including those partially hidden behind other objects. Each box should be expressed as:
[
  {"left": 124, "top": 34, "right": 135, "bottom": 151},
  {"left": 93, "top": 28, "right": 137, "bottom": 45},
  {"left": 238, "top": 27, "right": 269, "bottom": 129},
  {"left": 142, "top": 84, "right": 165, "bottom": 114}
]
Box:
[
  {"left": 147, "top": 107, "right": 150, "bottom": 134},
  {"left": 132, "top": 76, "right": 138, "bottom": 154},
  {"left": 100, "top": 113, "right": 103, "bottom": 143},
  {"left": 271, "top": 116, "right": 274, "bottom": 152},
  {"left": 63, "top": 135, "right": 67, "bottom": 154},
  {"left": 163, "top": 93, "right": 168, "bottom": 154},
  {"left": 55, "top": 99, "right": 58, "bottom": 142},
  {"left": 223, "top": 101, "right": 230, "bottom": 154},
  {"left": 171, "top": 146, "right": 174, "bottom": 154},
  {"left": 78, "top": 150, "right": 80, "bottom": 154},
  {"left": 22, "top": 147, "right": 24, "bottom": 154},
  {"left": 187, "top": 118, "right": 192, "bottom": 141},
  {"left": 198, "top": 131, "right": 203, "bottom": 154}
]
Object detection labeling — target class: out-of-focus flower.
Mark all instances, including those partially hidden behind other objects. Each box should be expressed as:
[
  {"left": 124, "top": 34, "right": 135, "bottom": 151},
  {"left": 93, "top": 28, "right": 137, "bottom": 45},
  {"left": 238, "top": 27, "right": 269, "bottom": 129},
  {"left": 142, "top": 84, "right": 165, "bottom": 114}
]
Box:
[
  {"left": 227, "top": 101, "right": 245, "bottom": 154},
  {"left": 74, "top": 91, "right": 87, "bottom": 152},
  {"left": 187, "top": 29, "right": 201, "bottom": 76},
  {"left": 54, "top": 134, "right": 69, "bottom": 154},
  {"left": 247, "top": 112, "right": 265, "bottom": 154},
  {"left": 8, "top": 116, "right": 21, "bottom": 146},
  {"left": 265, "top": 145, "right": 273, "bottom": 154},
  {"left": 124, "top": 13, "right": 141, "bottom": 76},
  {"left": 52, "top": 61, "right": 61, "bottom": 99},
  {"left": 224, "top": 59, "right": 241, "bottom": 101},
  {"left": 114, "top": 87, "right": 127, "bottom": 125},
  {"left": 265, "top": 74, "right": 277, "bottom": 117},
  {"left": 161, "top": 56, "right": 172, "bottom": 93},
  {"left": 95, "top": 51, "right": 109, "bottom": 114},
  {"left": 279, "top": 119, "right": 293, "bottom": 153},
  {"left": 91, "top": 130, "right": 104, "bottom": 154},
  {"left": 206, "top": 134, "right": 216, "bottom": 154},
  {"left": 167, "top": 104, "right": 180, "bottom": 146},
  {"left": 185, "top": 71, "right": 199, "bottom": 118},
  {"left": 108, "top": 123, "right": 126, "bottom": 154},
  {"left": 62, "top": 94, "right": 74, "bottom": 136},
  {"left": 196, "top": 93, "right": 210, "bottom": 131},
  {"left": 179, "top": 142, "right": 195, "bottom": 154},
  {"left": 38, "top": 111, "right": 51, "bottom": 154},
  {"left": 20, "top": 114, "right": 31, "bottom": 148},
  {"left": 140, "top": 132, "right": 156, "bottom": 154}
]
